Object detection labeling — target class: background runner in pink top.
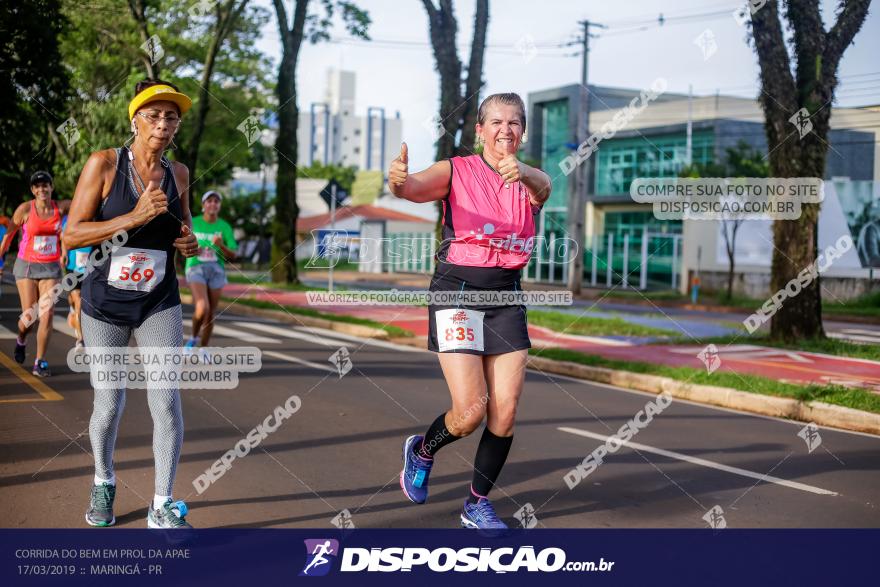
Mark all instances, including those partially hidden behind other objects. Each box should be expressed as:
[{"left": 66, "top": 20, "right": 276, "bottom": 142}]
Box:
[
  {"left": 18, "top": 200, "right": 62, "bottom": 263},
  {"left": 440, "top": 154, "right": 538, "bottom": 269}
]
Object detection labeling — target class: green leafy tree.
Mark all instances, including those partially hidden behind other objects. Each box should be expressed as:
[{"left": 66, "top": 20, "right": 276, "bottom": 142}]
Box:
[
  {"left": 49, "top": 0, "right": 272, "bottom": 200},
  {"left": 0, "top": 0, "right": 71, "bottom": 212},
  {"left": 270, "top": 0, "right": 370, "bottom": 284}
]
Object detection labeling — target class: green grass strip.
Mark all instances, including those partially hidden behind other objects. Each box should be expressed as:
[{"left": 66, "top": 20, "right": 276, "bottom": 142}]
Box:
[
  {"left": 530, "top": 347, "right": 880, "bottom": 414},
  {"left": 528, "top": 310, "right": 677, "bottom": 337}
]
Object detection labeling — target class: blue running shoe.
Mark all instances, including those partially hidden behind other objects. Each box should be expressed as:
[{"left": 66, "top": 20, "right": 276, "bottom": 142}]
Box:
[
  {"left": 183, "top": 337, "right": 198, "bottom": 354},
  {"left": 461, "top": 498, "right": 508, "bottom": 536},
  {"left": 147, "top": 499, "right": 192, "bottom": 529},
  {"left": 32, "top": 359, "right": 51, "bottom": 377},
  {"left": 399, "top": 435, "right": 433, "bottom": 504}
]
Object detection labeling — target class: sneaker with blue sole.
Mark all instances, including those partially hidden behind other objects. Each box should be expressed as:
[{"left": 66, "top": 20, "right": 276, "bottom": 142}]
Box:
[
  {"left": 461, "top": 498, "right": 508, "bottom": 536},
  {"left": 32, "top": 359, "right": 50, "bottom": 377},
  {"left": 147, "top": 499, "right": 192, "bottom": 529},
  {"left": 85, "top": 483, "right": 116, "bottom": 527},
  {"left": 399, "top": 435, "right": 433, "bottom": 504}
]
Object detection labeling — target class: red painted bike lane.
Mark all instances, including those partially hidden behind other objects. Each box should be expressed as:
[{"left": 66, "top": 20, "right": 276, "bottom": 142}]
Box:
[{"left": 217, "top": 283, "right": 880, "bottom": 392}]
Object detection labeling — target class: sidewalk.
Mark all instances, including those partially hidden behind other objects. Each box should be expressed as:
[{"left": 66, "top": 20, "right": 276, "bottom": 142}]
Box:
[{"left": 218, "top": 276, "right": 880, "bottom": 393}]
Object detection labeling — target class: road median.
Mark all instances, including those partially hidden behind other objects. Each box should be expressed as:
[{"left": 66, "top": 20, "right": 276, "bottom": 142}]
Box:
[{"left": 525, "top": 354, "right": 880, "bottom": 436}]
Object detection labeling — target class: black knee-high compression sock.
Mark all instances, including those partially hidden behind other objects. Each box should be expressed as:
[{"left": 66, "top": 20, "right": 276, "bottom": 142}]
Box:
[
  {"left": 468, "top": 427, "right": 513, "bottom": 503},
  {"left": 416, "top": 413, "right": 463, "bottom": 459}
]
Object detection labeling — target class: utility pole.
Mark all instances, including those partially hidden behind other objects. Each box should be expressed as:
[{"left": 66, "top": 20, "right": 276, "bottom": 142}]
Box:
[
  {"left": 686, "top": 84, "right": 693, "bottom": 166},
  {"left": 567, "top": 19, "right": 605, "bottom": 294}
]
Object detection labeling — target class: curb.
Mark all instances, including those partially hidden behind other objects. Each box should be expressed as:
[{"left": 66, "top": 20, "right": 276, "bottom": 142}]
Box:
[
  {"left": 179, "top": 293, "right": 392, "bottom": 340},
  {"left": 525, "top": 356, "right": 880, "bottom": 436}
]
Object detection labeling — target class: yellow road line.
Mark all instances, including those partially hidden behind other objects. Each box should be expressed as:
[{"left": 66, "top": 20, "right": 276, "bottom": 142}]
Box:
[{"left": 0, "top": 352, "right": 63, "bottom": 402}]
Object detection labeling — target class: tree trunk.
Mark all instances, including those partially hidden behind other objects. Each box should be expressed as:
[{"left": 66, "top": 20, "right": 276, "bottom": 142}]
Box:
[
  {"left": 271, "top": 0, "right": 307, "bottom": 284},
  {"left": 456, "top": 0, "right": 488, "bottom": 157},
  {"left": 723, "top": 219, "right": 741, "bottom": 301},
  {"left": 749, "top": 0, "right": 870, "bottom": 341},
  {"left": 182, "top": 0, "right": 248, "bottom": 204},
  {"left": 258, "top": 162, "right": 268, "bottom": 265},
  {"left": 422, "top": 0, "right": 490, "bottom": 240},
  {"left": 127, "top": 0, "right": 157, "bottom": 78}
]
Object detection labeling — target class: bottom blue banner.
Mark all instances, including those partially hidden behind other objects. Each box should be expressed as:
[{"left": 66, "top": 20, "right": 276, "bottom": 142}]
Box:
[{"left": 2, "top": 529, "right": 874, "bottom": 585}]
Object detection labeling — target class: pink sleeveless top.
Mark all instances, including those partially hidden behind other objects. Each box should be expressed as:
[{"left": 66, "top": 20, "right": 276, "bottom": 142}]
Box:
[
  {"left": 437, "top": 155, "right": 539, "bottom": 269},
  {"left": 18, "top": 200, "right": 62, "bottom": 263}
]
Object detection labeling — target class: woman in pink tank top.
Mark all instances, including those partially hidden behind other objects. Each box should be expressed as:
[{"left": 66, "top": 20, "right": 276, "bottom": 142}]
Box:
[
  {"left": 388, "top": 93, "right": 552, "bottom": 531},
  {"left": 0, "top": 171, "right": 71, "bottom": 376}
]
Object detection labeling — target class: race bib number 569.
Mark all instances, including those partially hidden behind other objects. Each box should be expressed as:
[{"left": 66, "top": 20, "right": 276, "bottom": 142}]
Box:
[
  {"left": 108, "top": 247, "right": 166, "bottom": 292},
  {"left": 435, "top": 308, "right": 485, "bottom": 352}
]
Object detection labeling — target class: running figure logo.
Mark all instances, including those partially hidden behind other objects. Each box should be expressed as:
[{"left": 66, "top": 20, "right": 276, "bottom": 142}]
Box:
[
  {"left": 237, "top": 114, "right": 264, "bottom": 146},
  {"left": 329, "top": 347, "right": 352, "bottom": 378},
  {"left": 789, "top": 108, "right": 813, "bottom": 139},
  {"left": 56, "top": 118, "right": 81, "bottom": 149},
  {"left": 703, "top": 505, "right": 727, "bottom": 530},
  {"left": 693, "top": 29, "right": 718, "bottom": 61},
  {"left": 514, "top": 502, "right": 538, "bottom": 529},
  {"left": 514, "top": 34, "right": 538, "bottom": 64},
  {"left": 331, "top": 508, "right": 355, "bottom": 530},
  {"left": 300, "top": 539, "right": 339, "bottom": 577},
  {"left": 140, "top": 34, "right": 164, "bottom": 66},
  {"left": 188, "top": 0, "right": 217, "bottom": 18},
  {"left": 797, "top": 422, "right": 822, "bottom": 453},
  {"left": 697, "top": 344, "right": 721, "bottom": 374}
]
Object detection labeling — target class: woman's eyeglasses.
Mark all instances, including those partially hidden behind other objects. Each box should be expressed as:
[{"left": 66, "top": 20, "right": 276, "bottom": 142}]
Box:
[{"left": 136, "top": 112, "right": 181, "bottom": 126}]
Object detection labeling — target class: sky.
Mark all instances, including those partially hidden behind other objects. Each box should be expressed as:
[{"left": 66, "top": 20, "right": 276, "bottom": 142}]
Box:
[{"left": 253, "top": 0, "right": 880, "bottom": 171}]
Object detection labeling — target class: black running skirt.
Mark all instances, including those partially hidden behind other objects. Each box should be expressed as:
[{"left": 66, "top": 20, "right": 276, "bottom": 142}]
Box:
[{"left": 427, "top": 263, "right": 530, "bottom": 355}]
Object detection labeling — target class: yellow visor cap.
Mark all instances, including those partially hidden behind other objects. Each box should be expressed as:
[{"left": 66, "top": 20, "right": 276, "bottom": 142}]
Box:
[{"left": 128, "top": 85, "right": 192, "bottom": 120}]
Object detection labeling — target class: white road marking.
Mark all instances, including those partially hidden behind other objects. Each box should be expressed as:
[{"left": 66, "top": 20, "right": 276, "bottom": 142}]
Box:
[
  {"left": 294, "top": 326, "right": 422, "bottom": 353},
  {"left": 0, "top": 323, "right": 18, "bottom": 339},
  {"left": 235, "top": 321, "right": 342, "bottom": 347},
  {"left": 263, "top": 350, "right": 336, "bottom": 373},
  {"left": 558, "top": 426, "right": 837, "bottom": 496},
  {"left": 839, "top": 328, "right": 880, "bottom": 336},
  {"left": 52, "top": 316, "right": 77, "bottom": 339},
  {"left": 201, "top": 324, "right": 281, "bottom": 344},
  {"left": 828, "top": 332, "right": 880, "bottom": 344}
]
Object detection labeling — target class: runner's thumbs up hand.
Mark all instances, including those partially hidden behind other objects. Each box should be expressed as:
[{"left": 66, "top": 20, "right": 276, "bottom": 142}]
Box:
[
  {"left": 497, "top": 154, "right": 522, "bottom": 185},
  {"left": 388, "top": 143, "right": 408, "bottom": 193},
  {"left": 174, "top": 224, "right": 199, "bottom": 258},
  {"left": 132, "top": 180, "right": 168, "bottom": 225}
]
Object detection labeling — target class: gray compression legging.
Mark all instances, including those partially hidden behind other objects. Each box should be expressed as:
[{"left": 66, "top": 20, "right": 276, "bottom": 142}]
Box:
[{"left": 81, "top": 305, "right": 184, "bottom": 495}]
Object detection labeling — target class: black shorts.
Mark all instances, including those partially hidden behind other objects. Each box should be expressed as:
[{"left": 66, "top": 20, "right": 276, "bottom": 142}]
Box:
[{"left": 427, "top": 263, "right": 530, "bottom": 356}]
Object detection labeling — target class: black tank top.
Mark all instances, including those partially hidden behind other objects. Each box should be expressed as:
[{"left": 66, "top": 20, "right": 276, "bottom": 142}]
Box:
[{"left": 82, "top": 147, "right": 182, "bottom": 327}]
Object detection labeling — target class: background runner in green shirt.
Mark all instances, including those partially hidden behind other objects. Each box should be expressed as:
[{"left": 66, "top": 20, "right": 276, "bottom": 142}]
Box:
[{"left": 184, "top": 190, "right": 237, "bottom": 349}]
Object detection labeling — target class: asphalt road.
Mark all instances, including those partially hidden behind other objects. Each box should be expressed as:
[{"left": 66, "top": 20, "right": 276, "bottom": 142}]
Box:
[{"left": 1, "top": 281, "right": 879, "bottom": 530}]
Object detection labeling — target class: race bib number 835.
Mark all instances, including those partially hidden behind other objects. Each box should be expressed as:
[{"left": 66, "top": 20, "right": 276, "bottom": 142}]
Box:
[{"left": 435, "top": 308, "right": 485, "bottom": 352}]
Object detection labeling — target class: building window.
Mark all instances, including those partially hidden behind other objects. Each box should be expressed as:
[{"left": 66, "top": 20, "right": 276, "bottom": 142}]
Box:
[
  {"left": 538, "top": 98, "right": 570, "bottom": 210},
  {"left": 594, "top": 131, "right": 714, "bottom": 195},
  {"left": 354, "top": 128, "right": 361, "bottom": 136}
]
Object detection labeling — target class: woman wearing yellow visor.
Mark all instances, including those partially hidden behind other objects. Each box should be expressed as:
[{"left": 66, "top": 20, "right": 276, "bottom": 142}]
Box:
[{"left": 64, "top": 79, "right": 199, "bottom": 529}]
